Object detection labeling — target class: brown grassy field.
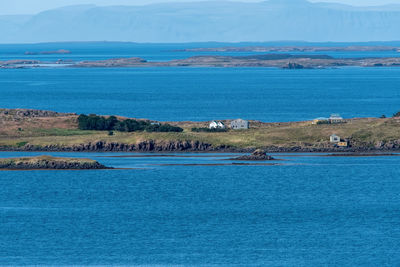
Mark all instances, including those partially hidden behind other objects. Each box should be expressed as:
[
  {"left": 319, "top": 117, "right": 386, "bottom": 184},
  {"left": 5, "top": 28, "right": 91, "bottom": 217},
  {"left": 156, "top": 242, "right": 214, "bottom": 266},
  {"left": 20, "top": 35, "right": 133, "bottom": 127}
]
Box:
[{"left": 1, "top": 109, "right": 400, "bottom": 151}]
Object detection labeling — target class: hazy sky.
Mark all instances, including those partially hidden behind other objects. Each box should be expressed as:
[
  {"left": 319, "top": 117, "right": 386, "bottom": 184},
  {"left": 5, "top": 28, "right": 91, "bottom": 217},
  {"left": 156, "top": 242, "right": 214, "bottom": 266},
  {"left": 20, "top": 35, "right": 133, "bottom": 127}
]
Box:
[{"left": 1, "top": 0, "right": 399, "bottom": 15}]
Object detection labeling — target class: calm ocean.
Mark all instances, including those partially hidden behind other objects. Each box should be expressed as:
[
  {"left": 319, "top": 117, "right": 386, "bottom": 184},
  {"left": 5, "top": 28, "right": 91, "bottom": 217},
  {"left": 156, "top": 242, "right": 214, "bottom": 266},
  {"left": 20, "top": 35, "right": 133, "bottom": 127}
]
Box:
[
  {"left": 1, "top": 151, "right": 400, "bottom": 266},
  {"left": 1, "top": 43, "right": 400, "bottom": 266},
  {"left": 1, "top": 42, "right": 400, "bottom": 122}
]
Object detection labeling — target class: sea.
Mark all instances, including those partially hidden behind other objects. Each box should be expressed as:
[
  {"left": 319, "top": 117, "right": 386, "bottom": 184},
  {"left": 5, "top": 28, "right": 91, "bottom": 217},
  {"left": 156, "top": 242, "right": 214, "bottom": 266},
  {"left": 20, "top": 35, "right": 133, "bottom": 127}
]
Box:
[{"left": 1, "top": 42, "right": 400, "bottom": 266}]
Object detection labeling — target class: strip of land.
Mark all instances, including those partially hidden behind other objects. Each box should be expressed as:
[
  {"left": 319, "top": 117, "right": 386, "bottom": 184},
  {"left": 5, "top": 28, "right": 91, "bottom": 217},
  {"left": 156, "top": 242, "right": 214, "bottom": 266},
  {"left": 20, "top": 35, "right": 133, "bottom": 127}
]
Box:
[
  {"left": 175, "top": 46, "right": 400, "bottom": 53},
  {"left": 1, "top": 108, "right": 400, "bottom": 153},
  {"left": 2, "top": 53, "right": 400, "bottom": 69},
  {"left": 0, "top": 155, "right": 110, "bottom": 170}
]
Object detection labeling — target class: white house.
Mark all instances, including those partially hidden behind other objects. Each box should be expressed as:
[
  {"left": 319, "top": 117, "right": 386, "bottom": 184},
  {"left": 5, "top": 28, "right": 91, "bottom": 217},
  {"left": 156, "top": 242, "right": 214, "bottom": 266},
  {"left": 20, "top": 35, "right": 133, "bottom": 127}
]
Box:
[
  {"left": 209, "top": 121, "right": 225, "bottom": 129},
  {"left": 230, "top": 119, "right": 249, "bottom": 130},
  {"left": 330, "top": 134, "right": 341, "bottom": 143}
]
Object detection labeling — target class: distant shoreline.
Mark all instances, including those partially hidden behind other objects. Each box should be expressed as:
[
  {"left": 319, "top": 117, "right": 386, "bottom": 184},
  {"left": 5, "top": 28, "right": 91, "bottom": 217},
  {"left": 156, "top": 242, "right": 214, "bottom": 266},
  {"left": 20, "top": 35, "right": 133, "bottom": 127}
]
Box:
[
  {"left": 1, "top": 46, "right": 400, "bottom": 69},
  {"left": 174, "top": 45, "right": 400, "bottom": 53}
]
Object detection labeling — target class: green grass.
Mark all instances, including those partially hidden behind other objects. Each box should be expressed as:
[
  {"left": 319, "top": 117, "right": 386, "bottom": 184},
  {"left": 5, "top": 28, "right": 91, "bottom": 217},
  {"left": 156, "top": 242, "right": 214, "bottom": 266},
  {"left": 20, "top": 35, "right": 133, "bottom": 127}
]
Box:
[{"left": 31, "top": 128, "right": 96, "bottom": 136}]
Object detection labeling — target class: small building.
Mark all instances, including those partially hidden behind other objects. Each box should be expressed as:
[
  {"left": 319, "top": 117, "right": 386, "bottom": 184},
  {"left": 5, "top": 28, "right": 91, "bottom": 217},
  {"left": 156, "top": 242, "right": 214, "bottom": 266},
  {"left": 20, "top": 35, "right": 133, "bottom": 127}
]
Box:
[
  {"left": 230, "top": 119, "right": 249, "bottom": 130},
  {"left": 337, "top": 141, "right": 348, "bottom": 147},
  {"left": 209, "top": 121, "right": 225, "bottom": 129},
  {"left": 312, "top": 117, "right": 330, "bottom": 125},
  {"left": 329, "top": 114, "right": 344, "bottom": 124},
  {"left": 330, "top": 134, "right": 340, "bottom": 143}
]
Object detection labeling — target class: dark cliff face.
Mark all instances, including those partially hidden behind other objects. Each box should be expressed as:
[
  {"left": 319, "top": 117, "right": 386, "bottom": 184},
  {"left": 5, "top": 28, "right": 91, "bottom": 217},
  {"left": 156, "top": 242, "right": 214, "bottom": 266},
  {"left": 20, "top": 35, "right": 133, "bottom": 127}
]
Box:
[
  {"left": 5, "top": 140, "right": 222, "bottom": 152},
  {"left": 2, "top": 139, "right": 400, "bottom": 153}
]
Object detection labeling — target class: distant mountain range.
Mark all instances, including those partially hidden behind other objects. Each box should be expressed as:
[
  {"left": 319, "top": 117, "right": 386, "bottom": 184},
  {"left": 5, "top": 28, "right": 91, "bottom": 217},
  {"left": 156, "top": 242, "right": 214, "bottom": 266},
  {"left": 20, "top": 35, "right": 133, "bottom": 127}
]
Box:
[{"left": 1, "top": 0, "right": 400, "bottom": 43}]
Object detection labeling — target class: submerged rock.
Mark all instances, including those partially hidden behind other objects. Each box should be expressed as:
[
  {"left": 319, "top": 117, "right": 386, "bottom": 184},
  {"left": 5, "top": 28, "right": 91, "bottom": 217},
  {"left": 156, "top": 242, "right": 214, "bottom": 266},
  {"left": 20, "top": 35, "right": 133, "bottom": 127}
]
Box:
[{"left": 231, "top": 149, "right": 274, "bottom": 161}]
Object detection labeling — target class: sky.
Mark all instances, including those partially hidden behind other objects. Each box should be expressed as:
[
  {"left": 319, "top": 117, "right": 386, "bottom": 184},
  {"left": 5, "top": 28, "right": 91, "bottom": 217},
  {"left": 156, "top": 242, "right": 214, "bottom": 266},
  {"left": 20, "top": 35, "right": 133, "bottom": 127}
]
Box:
[{"left": 0, "top": 0, "right": 399, "bottom": 15}]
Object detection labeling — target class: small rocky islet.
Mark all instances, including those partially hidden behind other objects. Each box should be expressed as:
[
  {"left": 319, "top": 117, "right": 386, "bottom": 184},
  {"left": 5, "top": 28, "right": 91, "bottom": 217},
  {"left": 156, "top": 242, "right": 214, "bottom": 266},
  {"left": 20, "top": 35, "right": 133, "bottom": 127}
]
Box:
[
  {"left": 231, "top": 149, "right": 275, "bottom": 161},
  {"left": 0, "top": 155, "right": 111, "bottom": 170}
]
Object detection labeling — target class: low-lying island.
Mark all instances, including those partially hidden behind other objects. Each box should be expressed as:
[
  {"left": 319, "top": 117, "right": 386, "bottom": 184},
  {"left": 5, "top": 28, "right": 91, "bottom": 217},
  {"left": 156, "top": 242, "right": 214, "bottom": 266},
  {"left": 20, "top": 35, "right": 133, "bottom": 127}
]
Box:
[{"left": 0, "top": 156, "right": 111, "bottom": 170}]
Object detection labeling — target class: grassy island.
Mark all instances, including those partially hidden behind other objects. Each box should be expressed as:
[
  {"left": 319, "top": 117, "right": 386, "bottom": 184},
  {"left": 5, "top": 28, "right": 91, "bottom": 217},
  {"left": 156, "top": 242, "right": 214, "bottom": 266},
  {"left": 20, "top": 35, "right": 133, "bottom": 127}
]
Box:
[
  {"left": 0, "top": 155, "right": 109, "bottom": 170},
  {"left": 1, "top": 108, "right": 400, "bottom": 153}
]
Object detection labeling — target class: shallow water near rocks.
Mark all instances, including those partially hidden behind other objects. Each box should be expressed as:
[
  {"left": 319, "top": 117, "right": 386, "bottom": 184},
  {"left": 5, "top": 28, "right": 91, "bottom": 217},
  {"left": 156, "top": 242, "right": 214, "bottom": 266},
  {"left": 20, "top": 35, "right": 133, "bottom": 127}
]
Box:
[{"left": 1, "top": 151, "right": 400, "bottom": 266}]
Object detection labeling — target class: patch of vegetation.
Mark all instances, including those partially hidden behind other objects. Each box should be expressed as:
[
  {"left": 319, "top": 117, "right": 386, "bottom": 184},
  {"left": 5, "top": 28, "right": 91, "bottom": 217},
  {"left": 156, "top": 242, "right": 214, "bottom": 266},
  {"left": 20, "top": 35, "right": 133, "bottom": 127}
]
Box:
[
  {"left": 78, "top": 114, "right": 118, "bottom": 131},
  {"left": 351, "top": 130, "right": 374, "bottom": 140},
  {"left": 393, "top": 111, "right": 400, "bottom": 117},
  {"left": 78, "top": 114, "right": 183, "bottom": 133},
  {"left": 191, "top": 127, "right": 228, "bottom": 133},
  {"left": 16, "top": 141, "right": 28, "bottom": 147}
]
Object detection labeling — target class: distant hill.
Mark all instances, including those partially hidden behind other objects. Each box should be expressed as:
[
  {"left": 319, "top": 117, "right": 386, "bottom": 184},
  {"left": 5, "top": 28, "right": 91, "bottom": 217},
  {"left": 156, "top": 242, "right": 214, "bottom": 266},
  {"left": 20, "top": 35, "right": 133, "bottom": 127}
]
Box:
[{"left": 1, "top": 0, "right": 400, "bottom": 43}]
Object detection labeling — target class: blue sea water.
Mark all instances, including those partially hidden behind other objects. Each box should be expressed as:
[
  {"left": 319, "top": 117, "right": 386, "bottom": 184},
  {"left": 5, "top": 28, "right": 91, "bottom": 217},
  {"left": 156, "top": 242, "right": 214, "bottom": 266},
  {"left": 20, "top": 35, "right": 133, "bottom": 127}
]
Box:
[
  {"left": 1, "top": 42, "right": 400, "bottom": 62},
  {"left": 1, "top": 67, "right": 400, "bottom": 122},
  {"left": 1, "top": 152, "right": 400, "bottom": 266},
  {"left": 1, "top": 42, "right": 400, "bottom": 122},
  {"left": 2, "top": 43, "right": 400, "bottom": 266}
]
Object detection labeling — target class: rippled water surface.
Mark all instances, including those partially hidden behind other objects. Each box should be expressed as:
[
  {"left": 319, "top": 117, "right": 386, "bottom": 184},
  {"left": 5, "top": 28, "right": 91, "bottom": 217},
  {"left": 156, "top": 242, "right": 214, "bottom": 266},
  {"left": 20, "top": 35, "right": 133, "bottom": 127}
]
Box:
[
  {"left": 2, "top": 43, "right": 400, "bottom": 266},
  {"left": 1, "top": 152, "right": 400, "bottom": 266},
  {"left": 1, "top": 67, "right": 400, "bottom": 122},
  {"left": 2, "top": 43, "right": 400, "bottom": 122}
]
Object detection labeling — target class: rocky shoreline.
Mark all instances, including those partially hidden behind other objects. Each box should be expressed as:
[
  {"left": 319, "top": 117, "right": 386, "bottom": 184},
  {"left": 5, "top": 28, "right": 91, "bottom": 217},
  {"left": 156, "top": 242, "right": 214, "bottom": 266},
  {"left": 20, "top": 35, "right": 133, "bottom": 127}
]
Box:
[
  {"left": 0, "top": 156, "right": 110, "bottom": 170},
  {"left": 2, "top": 108, "right": 400, "bottom": 155},
  {"left": 1, "top": 141, "right": 400, "bottom": 153}
]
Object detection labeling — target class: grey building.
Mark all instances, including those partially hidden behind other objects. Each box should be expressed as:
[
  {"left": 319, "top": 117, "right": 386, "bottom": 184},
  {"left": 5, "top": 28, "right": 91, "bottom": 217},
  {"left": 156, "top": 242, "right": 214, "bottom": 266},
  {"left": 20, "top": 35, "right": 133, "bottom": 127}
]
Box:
[
  {"left": 230, "top": 119, "right": 249, "bottom": 130},
  {"left": 329, "top": 114, "right": 344, "bottom": 124}
]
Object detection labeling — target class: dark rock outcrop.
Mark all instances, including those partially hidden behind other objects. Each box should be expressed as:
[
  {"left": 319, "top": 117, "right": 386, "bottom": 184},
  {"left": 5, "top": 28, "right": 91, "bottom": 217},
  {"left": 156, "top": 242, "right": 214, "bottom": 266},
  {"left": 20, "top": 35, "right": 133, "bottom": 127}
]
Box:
[
  {"left": 231, "top": 149, "right": 274, "bottom": 161},
  {"left": 0, "top": 156, "right": 110, "bottom": 170},
  {"left": 285, "top": 62, "right": 305, "bottom": 69},
  {"left": 0, "top": 108, "right": 75, "bottom": 118}
]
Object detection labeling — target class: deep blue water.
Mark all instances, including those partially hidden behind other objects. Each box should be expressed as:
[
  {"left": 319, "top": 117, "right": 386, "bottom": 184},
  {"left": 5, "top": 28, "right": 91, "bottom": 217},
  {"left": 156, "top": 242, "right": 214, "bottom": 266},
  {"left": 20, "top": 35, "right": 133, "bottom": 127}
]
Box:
[
  {"left": 1, "top": 67, "right": 400, "bottom": 122},
  {"left": 1, "top": 152, "right": 400, "bottom": 266},
  {"left": 2, "top": 43, "right": 400, "bottom": 266},
  {"left": 1, "top": 42, "right": 400, "bottom": 122}
]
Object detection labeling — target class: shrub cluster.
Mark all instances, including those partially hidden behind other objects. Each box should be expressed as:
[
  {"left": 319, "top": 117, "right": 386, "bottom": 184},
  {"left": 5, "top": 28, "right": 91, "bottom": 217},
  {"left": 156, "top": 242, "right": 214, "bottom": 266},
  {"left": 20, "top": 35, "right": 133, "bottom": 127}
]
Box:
[
  {"left": 78, "top": 114, "right": 183, "bottom": 133},
  {"left": 393, "top": 111, "right": 400, "bottom": 118},
  {"left": 78, "top": 114, "right": 118, "bottom": 131},
  {"left": 191, "top": 127, "right": 227, "bottom": 133}
]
